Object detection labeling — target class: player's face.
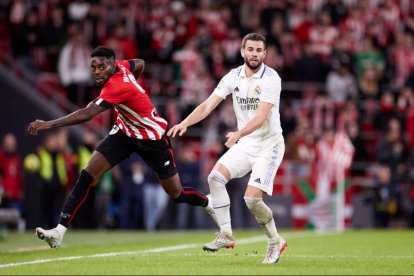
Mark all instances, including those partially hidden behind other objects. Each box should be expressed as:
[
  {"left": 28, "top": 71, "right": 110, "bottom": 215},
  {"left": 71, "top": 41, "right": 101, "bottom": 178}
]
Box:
[
  {"left": 91, "top": 57, "right": 115, "bottom": 86},
  {"left": 240, "top": 40, "right": 266, "bottom": 71}
]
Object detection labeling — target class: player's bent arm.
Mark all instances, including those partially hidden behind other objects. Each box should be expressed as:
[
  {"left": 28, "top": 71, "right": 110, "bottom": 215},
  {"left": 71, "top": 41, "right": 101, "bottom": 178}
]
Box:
[
  {"left": 238, "top": 101, "right": 273, "bottom": 137},
  {"left": 130, "top": 59, "right": 145, "bottom": 79}
]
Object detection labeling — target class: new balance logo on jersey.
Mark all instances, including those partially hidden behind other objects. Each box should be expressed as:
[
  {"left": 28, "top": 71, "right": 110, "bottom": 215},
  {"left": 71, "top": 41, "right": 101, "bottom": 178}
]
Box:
[
  {"left": 234, "top": 87, "right": 240, "bottom": 93},
  {"left": 254, "top": 178, "right": 261, "bottom": 184},
  {"left": 164, "top": 161, "right": 170, "bottom": 166}
]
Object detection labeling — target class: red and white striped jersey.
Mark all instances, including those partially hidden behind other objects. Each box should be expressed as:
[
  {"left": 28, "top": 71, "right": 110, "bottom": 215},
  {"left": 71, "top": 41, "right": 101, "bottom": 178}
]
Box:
[{"left": 94, "top": 60, "right": 168, "bottom": 140}]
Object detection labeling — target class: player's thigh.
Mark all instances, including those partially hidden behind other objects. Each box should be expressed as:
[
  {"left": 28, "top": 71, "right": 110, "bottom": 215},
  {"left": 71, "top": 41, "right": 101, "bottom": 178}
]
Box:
[
  {"left": 95, "top": 131, "right": 133, "bottom": 168},
  {"left": 217, "top": 143, "right": 252, "bottom": 179},
  {"left": 136, "top": 136, "right": 177, "bottom": 180},
  {"left": 248, "top": 142, "right": 285, "bottom": 196}
]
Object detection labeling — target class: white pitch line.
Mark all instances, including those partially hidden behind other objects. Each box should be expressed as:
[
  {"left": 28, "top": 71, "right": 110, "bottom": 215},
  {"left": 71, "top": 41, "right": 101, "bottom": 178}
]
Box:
[{"left": 0, "top": 231, "right": 339, "bottom": 269}]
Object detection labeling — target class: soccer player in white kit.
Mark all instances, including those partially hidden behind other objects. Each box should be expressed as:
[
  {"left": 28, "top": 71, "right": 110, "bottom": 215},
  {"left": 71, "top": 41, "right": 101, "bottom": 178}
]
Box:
[{"left": 167, "top": 33, "right": 287, "bottom": 264}]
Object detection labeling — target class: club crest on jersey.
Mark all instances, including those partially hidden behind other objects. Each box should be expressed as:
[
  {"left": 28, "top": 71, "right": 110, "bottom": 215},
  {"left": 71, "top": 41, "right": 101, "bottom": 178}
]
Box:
[{"left": 254, "top": 85, "right": 261, "bottom": 95}]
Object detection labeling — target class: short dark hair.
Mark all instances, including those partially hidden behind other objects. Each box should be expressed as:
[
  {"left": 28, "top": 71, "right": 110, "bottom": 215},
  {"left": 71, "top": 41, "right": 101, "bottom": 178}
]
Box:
[
  {"left": 242, "top": 33, "right": 267, "bottom": 49},
  {"left": 91, "top": 46, "right": 115, "bottom": 59}
]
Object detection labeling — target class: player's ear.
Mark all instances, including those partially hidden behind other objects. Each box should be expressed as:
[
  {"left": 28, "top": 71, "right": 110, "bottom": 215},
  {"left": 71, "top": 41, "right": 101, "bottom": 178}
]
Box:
[{"left": 240, "top": 48, "right": 244, "bottom": 58}]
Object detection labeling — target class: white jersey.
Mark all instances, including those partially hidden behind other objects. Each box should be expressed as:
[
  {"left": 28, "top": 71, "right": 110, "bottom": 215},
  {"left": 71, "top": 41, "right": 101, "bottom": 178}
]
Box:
[{"left": 213, "top": 63, "right": 283, "bottom": 145}]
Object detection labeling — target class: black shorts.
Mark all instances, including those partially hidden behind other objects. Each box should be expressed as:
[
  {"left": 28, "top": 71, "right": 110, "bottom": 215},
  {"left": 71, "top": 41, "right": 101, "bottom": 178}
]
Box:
[{"left": 96, "top": 126, "right": 177, "bottom": 179}]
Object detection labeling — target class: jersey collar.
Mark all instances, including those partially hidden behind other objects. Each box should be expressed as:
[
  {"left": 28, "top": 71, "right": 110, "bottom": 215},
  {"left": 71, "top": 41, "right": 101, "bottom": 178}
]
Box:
[{"left": 239, "top": 63, "right": 266, "bottom": 79}]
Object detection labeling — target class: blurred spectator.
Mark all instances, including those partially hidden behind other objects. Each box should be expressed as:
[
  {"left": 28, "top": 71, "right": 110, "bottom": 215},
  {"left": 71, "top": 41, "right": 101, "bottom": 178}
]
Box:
[
  {"left": 285, "top": 115, "right": 316, "bottom": 166},
  {"left": 263, "top": 44, "right": 284, "bottom": 72},
  {"left": 353, "top": 37, "right": 385, "bottom": 83},
  {"left": 370, "top": 165, "right": 394, "bottom": 228},
  {"left": 118, "top": 155, "right": 145, "bottom": 229},
  {"left": 23, "top": 149, "right": 43, "bottom": 229},
  {"left": 373, "top": 90, "right": 400, "bottom": 132},
  {"left": 358, "top": 66, "right": 382, "bottom": 100},
  {"left": 270, "top": 16, "right": 301, "bottom": 80},
  {"left": 311, "top": 93, "right": 335, "bottom": 138},
  {"left": 179, "top": 62, "right": 215, "bottom": 118},
  {"left": 326, "top": 58, "right": 358, "bottom": 108},
  {"left": 42, "top": 5, "right": 68, "bottom": 72},
  {"left": 346, "top": 121, "right": 368, "bottom": 163},
  {"left": 390, "top": 31, "right": 414, "bottom": 89},
  {"left": 172, "top": 37, "right": 202, "bottom": 81},
  {"left": 376, "top": 118, "right": 409, "bottom": 181},
  {"left": 280, "top": 101, "right": 298, "bottom": 140},
  {"left": 67, "top": 0, "right": 90, "bottom": 22},
  {"left": 10, "top": 8, "right": 46, "bottom": 71},
  {"left": 204, "top": 41, "right": 227, "bottom": 83},
  {"left": 143, "top": 168, "right": 168, "bottom": 232},
  {"left": 23, "top": 132, "right": 68, "bottom": 229},
  {"left": 101, "top": 23, "right": 138, "bottom": 60},
  {"left": 321, "top": 0, "right": 348, "bottom": 26},
  {"left": 175, "top": 145, "right": 202, "bottom": 229},
  {"left": 57, "top": 23, "right": 94, "bottom": 106},
  {"left": 222, "top": 27, "right": 243, "bottom": 67},
  {"left": 308, "top": 11, "right": 338, "bottom": 62},
  {"left": 294, "top": 42, "right": 326, "bottom": 82},
  {"left": 0, "top": 133, "right": 23, "bottom": 214},
  {"left": 338, "top": 6, "right": 365, "bottom": 49}
]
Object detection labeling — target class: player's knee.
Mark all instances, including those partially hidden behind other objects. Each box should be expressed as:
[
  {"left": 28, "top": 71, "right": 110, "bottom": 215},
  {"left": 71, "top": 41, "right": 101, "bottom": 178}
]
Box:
[
  {"left": 244, "top": 197, "right": 272, "bottom": 224},
  {"left": 207, "top": 170, "right": 228, "bottom": 190}
]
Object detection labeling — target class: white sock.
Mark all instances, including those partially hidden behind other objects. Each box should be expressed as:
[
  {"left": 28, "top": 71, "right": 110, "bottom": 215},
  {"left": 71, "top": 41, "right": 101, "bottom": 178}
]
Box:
[
  {"left": 244, "top": 197, "right": 278, "bottom": 244},
  {"left": 208, "top": 171, "right": 232, "bottom": 234},
  {"left": 56, "top": 224, "right": 67, "bottom": 236},
  {"left": 204, "top": 194, "right": 219, "bottom": 227}
]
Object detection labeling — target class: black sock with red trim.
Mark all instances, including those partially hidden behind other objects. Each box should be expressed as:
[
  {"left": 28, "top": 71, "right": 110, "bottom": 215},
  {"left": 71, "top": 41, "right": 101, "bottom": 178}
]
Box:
[
  {"left": 59, "top": 169, "right": 95, "bottom": 227},
  {"left": 173, "top": 187, "right": 209, "bottom": 207}
]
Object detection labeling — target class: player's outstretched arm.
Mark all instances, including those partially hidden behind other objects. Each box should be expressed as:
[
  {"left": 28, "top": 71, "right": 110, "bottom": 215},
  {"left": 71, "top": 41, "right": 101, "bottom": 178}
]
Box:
[
  {"left": 27, "top": 102, "right": 107, "bottom": 136},
  {"left": 167, "top": 94, "right": 223, "bottom": 138}
]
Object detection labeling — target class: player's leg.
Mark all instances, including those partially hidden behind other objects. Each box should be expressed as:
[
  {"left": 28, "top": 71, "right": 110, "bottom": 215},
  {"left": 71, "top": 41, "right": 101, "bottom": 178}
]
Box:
[
  {"left": 138, "top": 136, "right": 208, "bottom": 207},
  {"left": 243, "top": 142, "right": 287, "bottom": 264},
  {"left": 36, "top": 131, "right": 131, "bottom": 248},
  {"left": 35, "top": 151, "right": 112, "bottom": 248},
  {"left": 202, "top": 163, "right": 235, "bottom": 251},
  {"left": 159, "top": 173, "right": 208, "bottom": 206},
  {"left": 203, "top": 144, "right": 251, "bottom": 252}
]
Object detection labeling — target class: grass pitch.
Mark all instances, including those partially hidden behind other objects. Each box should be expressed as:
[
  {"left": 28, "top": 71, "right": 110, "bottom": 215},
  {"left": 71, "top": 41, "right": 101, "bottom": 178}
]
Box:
[{"left": 0, "top": 229, "right": 413, "bottom": 275}]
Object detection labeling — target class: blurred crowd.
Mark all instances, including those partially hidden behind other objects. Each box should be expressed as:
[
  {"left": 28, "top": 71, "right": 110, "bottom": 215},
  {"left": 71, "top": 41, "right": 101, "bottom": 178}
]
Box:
[{"left": 1, "top": 0, "right": 414, "bottom": 230}]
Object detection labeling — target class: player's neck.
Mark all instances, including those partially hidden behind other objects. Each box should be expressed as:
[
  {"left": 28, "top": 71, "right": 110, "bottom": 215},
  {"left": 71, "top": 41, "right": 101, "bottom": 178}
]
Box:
[{"left": 244, "top": 64, "right": 261, "bottom": 78}]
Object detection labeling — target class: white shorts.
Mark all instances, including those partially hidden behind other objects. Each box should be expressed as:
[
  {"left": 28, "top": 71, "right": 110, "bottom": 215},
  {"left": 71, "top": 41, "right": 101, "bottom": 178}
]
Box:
[{"left": 217, "top": 139, "right": 285, "bottom": 195}]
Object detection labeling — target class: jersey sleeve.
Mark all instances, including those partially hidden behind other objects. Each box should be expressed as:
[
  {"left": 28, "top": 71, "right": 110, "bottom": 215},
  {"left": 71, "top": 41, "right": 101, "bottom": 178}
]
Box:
[
  {"left": 260, "top": 75, "right": 281, "bottom": 105},
  {"left": 118, "top": 60, "right": 132, "bottom": 71},
  {"left": 95, "top": 83, "right": 125, "bottom": 105},
  {"left": 93, "top": 97, "right": 113, "bottom": 109},
  {"left": 212, "top": 73, "right": 232, "bottom": 99}
]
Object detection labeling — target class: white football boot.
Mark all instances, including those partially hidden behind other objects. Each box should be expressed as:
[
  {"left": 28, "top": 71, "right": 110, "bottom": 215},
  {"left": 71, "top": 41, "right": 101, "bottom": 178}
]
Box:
[
  {"left": 202, "top": 231, "right": 236, "bottom": 252},
  {"left": 262, "top": 236, "right": 287, "bottom": 264},
  {"left": 35, "top": 227, "right": 63, "bottom": 248}
]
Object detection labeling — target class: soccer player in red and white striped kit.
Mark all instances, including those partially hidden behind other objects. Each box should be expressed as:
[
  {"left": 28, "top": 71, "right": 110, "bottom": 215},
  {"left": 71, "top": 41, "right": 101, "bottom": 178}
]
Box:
[{"left": 28, "top": 46, "right": 211, "bottom": 248}]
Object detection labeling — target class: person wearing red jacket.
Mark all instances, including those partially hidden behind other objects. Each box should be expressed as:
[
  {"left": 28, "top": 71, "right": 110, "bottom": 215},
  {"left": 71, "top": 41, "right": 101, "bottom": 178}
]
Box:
[{"left": 0, "top": 133, "right": 23, "bottom": 213}]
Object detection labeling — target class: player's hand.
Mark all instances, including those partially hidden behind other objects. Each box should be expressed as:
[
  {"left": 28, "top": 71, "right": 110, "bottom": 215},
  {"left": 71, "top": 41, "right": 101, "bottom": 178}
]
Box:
[
  {"left": 224, "top": 131, "right": 241, "bottom": 148},
  {"left": 167, "top": 122, "right": 188, "bottom": 138},
  {"left": 27, "top": 120, "right": 51, "bottom": 136}
]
